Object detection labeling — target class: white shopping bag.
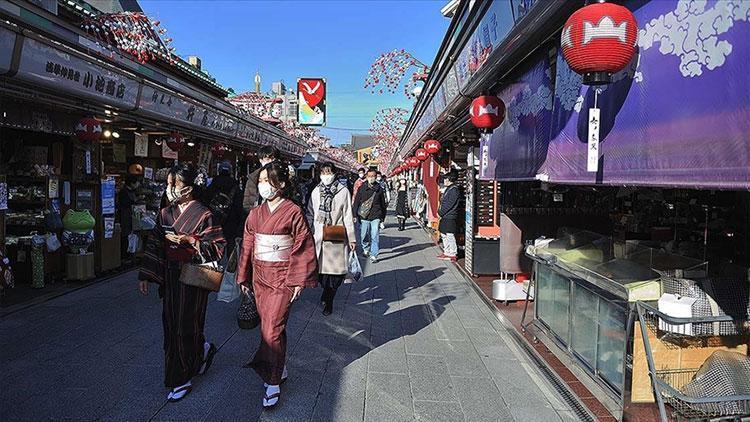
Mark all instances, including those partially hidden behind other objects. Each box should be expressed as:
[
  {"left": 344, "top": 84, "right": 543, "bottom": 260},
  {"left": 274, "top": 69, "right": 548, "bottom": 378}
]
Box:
[
  {"left": 127, "top": 233, "right": 139, "bottom": 254},
  {"left": 217, "top": 270, "right": 240, "bottom": 303},
  {"left": 347, "top": 251, "right": 363, "bottom": 283},
  {"left": 45, "top": 233, "right": 61, "bottom": 252}
]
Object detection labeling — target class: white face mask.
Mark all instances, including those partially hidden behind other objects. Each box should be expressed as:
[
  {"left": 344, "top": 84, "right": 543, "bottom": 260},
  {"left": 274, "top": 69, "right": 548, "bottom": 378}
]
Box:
[
  {"left": 367, "top": 177, "right": 376, "bottom": 185},
  {"left": 258, "top": 182, "right": 277, "bottom": 200},
  {"left": 358, "top": 173, "right": 365, "bottom": 179},
  {"left": 166, "top": 186, "right": 191, "bottom": 204},
  {"left": 320, "top": 174, "right": 335, "bottom": 185}
]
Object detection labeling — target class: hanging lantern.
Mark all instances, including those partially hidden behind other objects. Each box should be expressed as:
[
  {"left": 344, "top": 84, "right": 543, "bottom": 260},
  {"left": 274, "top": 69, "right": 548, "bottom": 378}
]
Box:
[
  {"left": 470, "top": 95, "right": 505, "bottom": 132},
  {"left": 415, "top": 148, "right": 429, "bottom": 161},
  {"left": 75, "top": 117, "right": 102, "bottom": 141},
  {"left": 424, "top": 139, "right": 441, "bottom": 155},
  {"left": 166, "top": 132, "right": 184, "bottom": 152},
  {"left": 212, "top": 143, "right": 227, "bottom": 158},
  {"left": 407, "top": 157, "right": 420, "bottom": 168},
  {"left": 560, "top": 2, "right": 638, "bottom": 85}
]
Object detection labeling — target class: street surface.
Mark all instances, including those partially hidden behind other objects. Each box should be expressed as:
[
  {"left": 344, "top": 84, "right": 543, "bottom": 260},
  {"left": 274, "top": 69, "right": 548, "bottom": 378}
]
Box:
[{"left": 0, "top": 220, "right": 577, "bottom": 421}]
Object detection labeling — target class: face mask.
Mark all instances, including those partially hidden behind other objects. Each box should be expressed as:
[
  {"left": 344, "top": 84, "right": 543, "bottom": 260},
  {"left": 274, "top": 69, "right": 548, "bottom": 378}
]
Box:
[
  {"left": 167, "top": 186, "right": 191, "bottom": 204},
  {"left": 367, "top": 177, "right": 376, "bottom": 185},
  {"left": 320, "top": 174, "right": 335, "bottom": 185},
  {"left": 258, "top": 182, "right": 277, "bottom": 200},
  {"left": 376, "top": 177, "right": 382, "bottom": 182},
  {"left": 358, "top": 173, "right": 365, "bottom": 179}
]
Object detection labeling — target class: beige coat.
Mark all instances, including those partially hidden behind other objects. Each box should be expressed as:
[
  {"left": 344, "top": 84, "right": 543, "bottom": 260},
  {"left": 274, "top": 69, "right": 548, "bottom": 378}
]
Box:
[{"left": 306, "top": 184, "right": 356, "bottom": 275}]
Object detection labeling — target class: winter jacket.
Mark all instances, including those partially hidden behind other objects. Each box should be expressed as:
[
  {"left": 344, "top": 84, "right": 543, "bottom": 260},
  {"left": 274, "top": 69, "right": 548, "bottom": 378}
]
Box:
[{"left": 353, "top": 181, "right": 387, "bottom": 222}]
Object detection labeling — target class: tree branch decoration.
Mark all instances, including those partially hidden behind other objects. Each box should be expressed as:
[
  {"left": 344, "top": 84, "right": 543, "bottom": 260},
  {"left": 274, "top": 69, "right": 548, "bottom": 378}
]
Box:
[{"left": 364, "top": 49, "right": 429, "bottom": 99}]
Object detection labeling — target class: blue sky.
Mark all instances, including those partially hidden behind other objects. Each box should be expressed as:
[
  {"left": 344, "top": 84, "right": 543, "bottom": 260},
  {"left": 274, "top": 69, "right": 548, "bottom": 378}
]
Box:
[{"left": 139, "top": 0, "right": 449, "bottom": 145}]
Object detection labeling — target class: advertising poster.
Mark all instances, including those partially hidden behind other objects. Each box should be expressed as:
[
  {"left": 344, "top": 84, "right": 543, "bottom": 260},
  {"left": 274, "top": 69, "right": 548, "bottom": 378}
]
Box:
[
  {"left": 104, "top": 217, "right": 115, "bottom": 239},
  {"left": 297, "top": 78, "right": 326, "bottom": 126},
  {"left": 101, "top": 178, "right": 116, "bottom": 215}
]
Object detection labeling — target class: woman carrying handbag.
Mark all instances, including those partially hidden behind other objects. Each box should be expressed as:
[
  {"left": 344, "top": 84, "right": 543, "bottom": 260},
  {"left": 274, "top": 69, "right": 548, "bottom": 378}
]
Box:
[
  {"left": 306, "top": 162, "right": 357, "bottom": 316},
  {"left": 138, "top": 163, "right": 226, "bottom": 402},
  {"left": 236, "top": 162, "right": 318, "bottom": 409}
]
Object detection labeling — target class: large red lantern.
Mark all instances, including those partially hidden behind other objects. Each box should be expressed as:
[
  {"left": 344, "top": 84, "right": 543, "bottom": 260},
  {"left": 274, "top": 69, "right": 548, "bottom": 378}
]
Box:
[
  {"left": 415, "top": 148, "right": 429, "bottom": 161},
  {"left": 212, "top": 143, "right": 228, "bottom": 158},
  {"left": 561, "top": 2, "right": 638, "bottom": 85},
  {"left": 75, "top": 117, "right": 102, "bottom": 141},
  {"left": 424, "top": 139, "right": 441, "bottom": 155},
  {"left": 407, "top": 157, "right": 420, "bottom": 168},
  {"left": 470, "top": 95, "right": 505, "bottom": 131},
  {"left": 166, "top": 132, "right": 184, "bottom": 152}
]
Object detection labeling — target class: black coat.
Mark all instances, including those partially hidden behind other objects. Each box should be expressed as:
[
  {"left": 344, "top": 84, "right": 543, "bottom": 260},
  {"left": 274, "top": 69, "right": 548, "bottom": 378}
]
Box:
[
  {"left": 353, "top": 182, "right": 387, "bottom": 222},
  {"left": 395, "top": 190, "right": 410, "bottom": 218},
  {"left": 438, "top": 185, "right": 460, "bottom": 234},
  {"left": 205, "top": 174, "right": 244, "bottom": 242}
]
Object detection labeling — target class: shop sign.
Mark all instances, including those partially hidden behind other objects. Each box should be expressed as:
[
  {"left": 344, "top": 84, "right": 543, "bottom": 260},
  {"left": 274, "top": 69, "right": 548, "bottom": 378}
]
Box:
[
  {"left": 138, "top": 86, "right": 238, "bottom": 137},
  {"left": 0, "top": 26, "right": 15, "bottom": 75},
  {"left": 134, "top": 133, "right": 149, "bottom": 157},
  {"left": 15, "top": 37, "right": 139, "bottom": 109},
  {"left": 161, "top": 142, "right": 178, "bottom": 160},
  {"left": 101, "top": 178, "right": 115, "bottom": 215}
]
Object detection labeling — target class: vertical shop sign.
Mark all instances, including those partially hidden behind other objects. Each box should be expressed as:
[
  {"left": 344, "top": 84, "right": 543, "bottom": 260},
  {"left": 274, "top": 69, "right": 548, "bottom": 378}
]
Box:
[
  {"left": 587, "top": 108, "right": 600, "bottom": 172},
  {"left": 101, "top": 178, "right": 116, "bottom": 215},
  {"left": 297, "top": 78, "right": 326, "bottom": 126},
  {"left": 134, "top": 132, "right": 149, "bottom": 157},
  {"left": 85, "top": 150, "right": 92, "bottom": 174}
]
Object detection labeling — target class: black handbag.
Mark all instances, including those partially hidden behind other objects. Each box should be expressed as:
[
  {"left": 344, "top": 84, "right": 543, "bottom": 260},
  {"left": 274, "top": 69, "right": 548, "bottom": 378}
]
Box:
[{"left": 237, "top": 285, "right": 260, "bottom": 330}]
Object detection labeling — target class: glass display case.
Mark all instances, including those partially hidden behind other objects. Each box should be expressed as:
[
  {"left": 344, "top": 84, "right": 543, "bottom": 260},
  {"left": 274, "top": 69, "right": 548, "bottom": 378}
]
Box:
[{"left": 527, "top": 229, "right": 705, "bottom": 396}]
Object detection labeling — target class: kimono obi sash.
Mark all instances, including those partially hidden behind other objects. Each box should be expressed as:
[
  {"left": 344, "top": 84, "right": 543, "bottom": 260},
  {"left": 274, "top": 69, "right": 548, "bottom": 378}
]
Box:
[{"left": 254, "top": 234, "right": 294, "bottom": 262}]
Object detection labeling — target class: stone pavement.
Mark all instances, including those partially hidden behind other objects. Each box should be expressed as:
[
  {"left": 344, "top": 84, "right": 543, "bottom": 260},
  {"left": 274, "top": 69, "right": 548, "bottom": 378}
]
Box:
[{"left": 0, "top": 219, "right": 578, "bottom": 421}]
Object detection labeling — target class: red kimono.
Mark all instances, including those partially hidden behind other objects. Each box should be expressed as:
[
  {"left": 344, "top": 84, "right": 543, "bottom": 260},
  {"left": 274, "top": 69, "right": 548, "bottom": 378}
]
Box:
[
  {"left": 237, "top": 199, "right": 318, "bottom": 385},
  {"left": 139, "top": 200, "right": 225, "bottom": 388}
]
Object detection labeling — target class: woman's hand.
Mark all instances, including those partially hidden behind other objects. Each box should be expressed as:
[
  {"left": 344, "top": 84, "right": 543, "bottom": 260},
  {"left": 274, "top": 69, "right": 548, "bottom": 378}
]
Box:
[
  {"left": 165, "top": 234, "right": 194, "bottom": 246},
  {"left": 138, "top": 280, "right": 149, "bottom": 296},
  {"left": 290, "top": 286, "right": 303, "bottom": 303},
  {"left": 240, "top": 283, "right": 251, "bottom": 295},
  {"left": 349, "top": 241, "right": 357, "bottom": 251}
]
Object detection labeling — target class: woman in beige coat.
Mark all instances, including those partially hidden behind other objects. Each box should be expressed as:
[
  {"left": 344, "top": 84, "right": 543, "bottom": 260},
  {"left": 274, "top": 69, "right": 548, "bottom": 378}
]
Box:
[{"left": 306, "top": 162, "right": 357, "bottom": 316}]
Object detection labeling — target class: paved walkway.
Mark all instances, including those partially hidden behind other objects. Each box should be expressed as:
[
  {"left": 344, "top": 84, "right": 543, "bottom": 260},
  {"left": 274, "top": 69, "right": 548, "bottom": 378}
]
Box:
[{"left": 0, "top": 219, "right": 577, "bottom": 421}]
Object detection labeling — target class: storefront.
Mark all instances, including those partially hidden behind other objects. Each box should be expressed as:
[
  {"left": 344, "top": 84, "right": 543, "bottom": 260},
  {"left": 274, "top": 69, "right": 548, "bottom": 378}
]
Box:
[
  {"left": 0, "top": 3, "right": 307, "bottom": 310},
  {"left": 391, "top": 1, "right": 750, "bottom": 420}
]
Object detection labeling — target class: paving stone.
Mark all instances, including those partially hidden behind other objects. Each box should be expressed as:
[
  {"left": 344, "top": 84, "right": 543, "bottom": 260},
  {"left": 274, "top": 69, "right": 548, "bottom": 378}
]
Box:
[
  {"left": 364, "top": 372, "right": 413, "bottom": 422},
  {"left": 451, "top": 376, "right": 514, "bottom": 422},
  {"left": 414, "top": 400, "right": 465, "bottom": 421},
  {"left": 407, "top": 354, "right": 458, "bottom": 402}
]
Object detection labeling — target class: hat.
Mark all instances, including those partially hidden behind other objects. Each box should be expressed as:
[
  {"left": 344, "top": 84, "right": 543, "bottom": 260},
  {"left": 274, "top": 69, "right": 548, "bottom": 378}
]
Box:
[
  {"left": 217, "top": 161, "right": 232, "bottom": 173},
  {"left": 128, "top": 164, "right": 144, "bottom": 175}
]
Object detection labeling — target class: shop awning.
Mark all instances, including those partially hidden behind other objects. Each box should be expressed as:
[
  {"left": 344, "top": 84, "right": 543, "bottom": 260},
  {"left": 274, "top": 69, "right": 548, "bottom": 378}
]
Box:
[
  {"left": 479, "top": 55, "right": 553, "bottom": 182},
  {"left": 537, "top": 0, "right": 750, "bottom": 190}
]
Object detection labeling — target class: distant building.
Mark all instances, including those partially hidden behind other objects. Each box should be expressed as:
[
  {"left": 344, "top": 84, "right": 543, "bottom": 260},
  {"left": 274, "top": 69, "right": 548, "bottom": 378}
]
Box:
[
  {"left": 348, "top": 134, "right": 377, "bottom": 166},
  {"left": 272, "top": 81, "right": 286, "bottom": 95},
  {"left": 188, "top": 56, "right": 202, "bottom": 70}
]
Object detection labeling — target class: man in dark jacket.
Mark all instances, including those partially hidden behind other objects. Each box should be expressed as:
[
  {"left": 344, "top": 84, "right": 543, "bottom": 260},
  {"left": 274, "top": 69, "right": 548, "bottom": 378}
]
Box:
[
  {"left": 353, "top": 168, "right": 387, "bottom": 263},
  {"left": 206, "top": 161, "right": 243, "bottom": 257},
  {"left": 437, "top": 171, "right": 460, "bottom": 262},
  {"left": 242, "top": 146, "right": 280, "bottom": 213}
]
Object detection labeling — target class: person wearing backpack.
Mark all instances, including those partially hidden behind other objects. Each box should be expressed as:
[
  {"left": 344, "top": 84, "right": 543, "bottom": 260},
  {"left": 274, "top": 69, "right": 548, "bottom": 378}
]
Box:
[
  {"left": 353, "top": 168, "right": 387, "bottom": 263},
  {"left": 206, "top": 161, "right": 243, "bottom": 257}
]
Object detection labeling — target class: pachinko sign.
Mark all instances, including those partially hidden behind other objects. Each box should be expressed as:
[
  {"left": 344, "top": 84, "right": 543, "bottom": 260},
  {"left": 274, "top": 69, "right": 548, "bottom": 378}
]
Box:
[{"left": 297, "top": 77, "right": 326, "bottom": 126}]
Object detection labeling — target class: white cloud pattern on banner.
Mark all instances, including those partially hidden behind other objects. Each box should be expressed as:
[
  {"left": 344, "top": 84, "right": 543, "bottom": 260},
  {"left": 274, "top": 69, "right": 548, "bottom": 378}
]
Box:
[
  {"left": 638, "top": 0, "right": 750, "bottom": 77},
  {"left": 508, "top": 85, "right": 553, "bottom": 130}
]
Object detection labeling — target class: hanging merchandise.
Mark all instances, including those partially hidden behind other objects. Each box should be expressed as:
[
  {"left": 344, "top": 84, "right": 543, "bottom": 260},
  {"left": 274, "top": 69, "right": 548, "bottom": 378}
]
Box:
[
  {"left": 127, "top": 233, "right": 139, "bottom": 254},
  {"left": 75, "top": 117, "right": 103, "bottom": 142},
  {"left": 560, "top": 1, "right": 637, "bottom": 172},
  {"left": 166, "top": 132, "right": 184, "bottom": 152},
  {"left": 81, "top": 12, "right": 175, "bottom": 65},
  {"left": 424, "top": 139, "right": 441, "bottom": 155},
  {"left": 415, "top": 148, "right": 429, "bottom": 161},
  {"left": 0, "top": 252, "right": 14, "bottom": 292},
  {"left": 560, "top": 1, "right": 638, "bottom": 85},
  {"left": 45, "top": 233, "right": 62, "bottom": 252},
  {"left": 470, "top": 95, "right": 506, "bottom": 132},
  {"left": 31, "top": 235, "right": 46, "bottom": 289}
]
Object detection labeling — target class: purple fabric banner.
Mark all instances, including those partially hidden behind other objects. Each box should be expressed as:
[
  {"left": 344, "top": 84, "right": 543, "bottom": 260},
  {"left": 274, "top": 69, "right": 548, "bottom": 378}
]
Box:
[
  {"left": 540, "top": 0, "right": 750, "bottom": 189},
  {"left": 479, "top": 55, "right": 554, "bottom": 181}
]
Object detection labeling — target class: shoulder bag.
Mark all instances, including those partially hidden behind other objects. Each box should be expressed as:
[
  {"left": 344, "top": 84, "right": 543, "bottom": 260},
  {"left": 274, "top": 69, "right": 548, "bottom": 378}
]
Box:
[
  {"left": 357, "top": 194, "right": 375, "bottom": 220},
  {"left": 180, "top": 250, "right": 223, "bottom": 292},
  {"left": 323, "top": 225, "right": 347, "bottom": 242}
]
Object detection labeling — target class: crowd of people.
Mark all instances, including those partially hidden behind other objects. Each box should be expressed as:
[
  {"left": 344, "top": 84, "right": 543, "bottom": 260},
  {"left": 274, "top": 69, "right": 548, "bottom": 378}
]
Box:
[{"left": 136, "top": 147, "right": 420, "bottom": 409}]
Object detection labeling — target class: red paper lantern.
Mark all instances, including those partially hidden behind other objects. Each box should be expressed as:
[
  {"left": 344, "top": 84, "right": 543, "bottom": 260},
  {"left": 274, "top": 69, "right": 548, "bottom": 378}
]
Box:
[
  {"left": 470, "top": 95, "right": 505, "bottom": 131},
  {"left": 424, "top": 139, "right": 441, "bottom": 155},
  {"left": 415, "top": 148, "right": 429, "bottom": 161},
  {"left": 75, "top": 117, "right": 102, "bottom": 141},
  {"left": 407, "top": 157, "right": 420, "bottom": 168},
  {"left": 166, "top": 132, "right": 184, "bottom": 152},
  {"left": 561, "top": 2, "right": 638, "bottom": 85},
  {"left": 212, "top": 143, "right": 227, "bottom": 158}
]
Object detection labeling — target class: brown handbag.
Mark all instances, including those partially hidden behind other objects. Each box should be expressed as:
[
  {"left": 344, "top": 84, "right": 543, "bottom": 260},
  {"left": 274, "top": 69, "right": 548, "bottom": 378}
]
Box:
[
  {"left": 180, "top": 260, "right": 223, "bottom": 292},
  {"left": 322, "top": 225, "right": 347, "bottom": 242}
]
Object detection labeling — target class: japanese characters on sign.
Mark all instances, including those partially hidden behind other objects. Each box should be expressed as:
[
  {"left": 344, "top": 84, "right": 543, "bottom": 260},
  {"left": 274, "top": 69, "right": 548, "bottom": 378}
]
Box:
[
  {"left": 139, "top": 86, "right": 238, "bottom": 137},
  {"left": 15, "top": 37, "right": 139, "bottom": 109}
]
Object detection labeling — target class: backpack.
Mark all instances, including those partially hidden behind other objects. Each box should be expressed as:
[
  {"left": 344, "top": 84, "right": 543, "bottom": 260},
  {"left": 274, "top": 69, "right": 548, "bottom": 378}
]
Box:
[{"left": 209, "top": 184, "right": 238, "bottom": 224}]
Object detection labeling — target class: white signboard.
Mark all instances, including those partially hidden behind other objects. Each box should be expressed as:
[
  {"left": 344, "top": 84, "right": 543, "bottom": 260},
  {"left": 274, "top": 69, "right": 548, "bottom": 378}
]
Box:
[
  {"left": 587, "top": 108, "right": 601, "bottom": 172},
  {"left": 134, "top": 132, "right": 149, "bottom": 157}
]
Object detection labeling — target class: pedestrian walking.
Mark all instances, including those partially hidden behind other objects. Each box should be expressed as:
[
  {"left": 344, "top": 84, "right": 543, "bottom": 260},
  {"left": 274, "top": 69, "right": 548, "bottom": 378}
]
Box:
[
  {"left": 205, "top": 161, "right": 243, "bottom": 258},
  {"left": 306, "top": 162, "right": 357, "bottom": 316},
  {"left": 353, "top": 168, "right": 387, "bottom": 263},
  {"left": 138, "top": 163, "right": 226, "bottom": 402},
  {"left": 236, "top": 161, "right": 318, "bottom": 409},
  {"left": 243, "top": 146, "right": 280, "bottom": 213},
  {"left": 376, "top": 171, "right": 391, "bottom": 205},
  {"left": 395, "top": 178, "right": 410, "bottom": 231},
  {"left": 352, "top": 167, "right": 367, "bottom": 203},
  {"left": 437, "top": 171, "right": 460, "bottom": 262}
]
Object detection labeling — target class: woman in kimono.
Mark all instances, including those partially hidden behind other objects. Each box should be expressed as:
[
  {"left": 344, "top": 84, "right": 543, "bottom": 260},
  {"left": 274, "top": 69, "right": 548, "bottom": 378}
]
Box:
[
  {"left": 306, "top": 162, "right": 357, "bottom": 316},
  {"left": 138, "top": 163, "right": 225, "bottom": 402},
  {"left": 236, "top": 161, "right": 318, "bottom": 409},
  {"left": 394, "top": 177, "right": 410, "bottom": 231}
]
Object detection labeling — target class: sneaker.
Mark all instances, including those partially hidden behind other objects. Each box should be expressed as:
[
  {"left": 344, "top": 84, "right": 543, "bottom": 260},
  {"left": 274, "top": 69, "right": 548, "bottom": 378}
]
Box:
[
  {"left": 362, "top": 250, "right": 370, "bottom": 257},
  {"left": 370, "top": 256, "right": 378, "bottom": 263}
]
